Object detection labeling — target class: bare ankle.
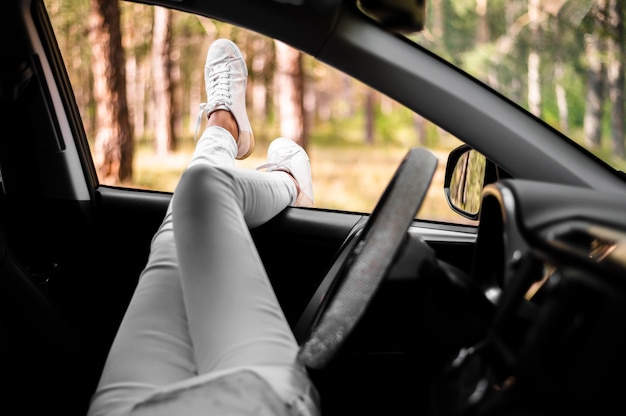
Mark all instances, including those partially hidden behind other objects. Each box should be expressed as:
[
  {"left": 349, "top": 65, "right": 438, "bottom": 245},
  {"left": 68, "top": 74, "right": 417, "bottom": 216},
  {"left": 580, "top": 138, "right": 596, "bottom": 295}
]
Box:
[{"left": 207, "top": 110, "right": 239, "bottom": 141}]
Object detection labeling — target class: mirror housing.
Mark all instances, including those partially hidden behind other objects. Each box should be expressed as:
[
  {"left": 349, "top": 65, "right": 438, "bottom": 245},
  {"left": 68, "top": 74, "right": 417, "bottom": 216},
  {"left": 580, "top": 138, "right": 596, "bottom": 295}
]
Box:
[
  {"left": 444, "top": 145, "right": 486, "bottom": 220},
  {"left": 357, "top": 0, "right": 426, "bottom": 34}
]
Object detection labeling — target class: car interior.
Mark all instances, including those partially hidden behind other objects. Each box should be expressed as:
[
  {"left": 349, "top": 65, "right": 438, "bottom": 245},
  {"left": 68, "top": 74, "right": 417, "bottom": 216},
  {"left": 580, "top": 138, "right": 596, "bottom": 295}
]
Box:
[{"left": 3, "top": 0, "right": 626, "bottom": 415}]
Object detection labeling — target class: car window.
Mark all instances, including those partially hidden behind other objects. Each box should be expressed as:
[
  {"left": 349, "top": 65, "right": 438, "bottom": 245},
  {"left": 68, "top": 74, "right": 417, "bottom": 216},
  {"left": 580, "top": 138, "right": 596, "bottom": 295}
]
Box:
[{"left": 44, "top": 0, "right": 473, "bottom": 225}]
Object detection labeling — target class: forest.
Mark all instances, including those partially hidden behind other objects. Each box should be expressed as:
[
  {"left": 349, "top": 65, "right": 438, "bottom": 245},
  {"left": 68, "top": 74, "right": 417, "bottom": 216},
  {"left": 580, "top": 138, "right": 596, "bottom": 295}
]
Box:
[{"left": 44, "top": 0, "right": 626, "bottom": 216}]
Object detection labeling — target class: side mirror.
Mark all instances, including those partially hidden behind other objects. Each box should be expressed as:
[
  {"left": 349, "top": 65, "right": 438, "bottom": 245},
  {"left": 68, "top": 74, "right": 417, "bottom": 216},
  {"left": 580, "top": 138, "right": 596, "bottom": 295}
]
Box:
[{"left": 444, "top": 145, "right": 486, "bottom": 220}]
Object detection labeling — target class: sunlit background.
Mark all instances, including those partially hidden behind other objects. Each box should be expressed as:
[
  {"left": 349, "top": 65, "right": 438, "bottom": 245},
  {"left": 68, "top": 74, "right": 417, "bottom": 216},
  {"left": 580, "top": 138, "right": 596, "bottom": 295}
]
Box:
[{"left": 45, "top": 0, "right": 481, "bottom": 224}]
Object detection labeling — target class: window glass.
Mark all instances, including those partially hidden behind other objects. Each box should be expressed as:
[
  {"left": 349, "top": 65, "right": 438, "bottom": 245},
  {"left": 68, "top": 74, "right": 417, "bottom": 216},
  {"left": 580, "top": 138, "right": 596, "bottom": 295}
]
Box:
[{"left": 45, "top": 1, "right": 472, "bottom": 224}]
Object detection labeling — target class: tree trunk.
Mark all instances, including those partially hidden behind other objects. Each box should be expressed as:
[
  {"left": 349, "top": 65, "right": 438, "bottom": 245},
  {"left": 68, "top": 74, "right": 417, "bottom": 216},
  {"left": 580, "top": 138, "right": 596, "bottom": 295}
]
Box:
[
  {"left": 250, "top": 37, "right": 272, "bottom": 128},
  {"left": 607, "top": 0, "right": 624, "bottom": 157},
  {"left": 90, "top": 0, "right": 133, "bottom": 184},
  {"left": 475, "top": 0, "right": 489, "bottom": 44},
  {"left": 553, "top": 20, "right": 569, "bottom": 133},
  {"left": 414, "top": 113, "right": 426, "bottom": 146},
  {"left": 152, "top": 6, "right": 174, "bottom": 155},
  {"left": 528, "top": 0, "right": 541, "bottom": 117},
  {"left": 584, "top": 0, "right": 607, "bottom": 149},
  {"left": 554, "top": 61, "right": 569, "bottom": 134},
  {"left": 430, "top": 0, "right": 443, "bottom": 38},
  {"left": 365, "top": 89, "right": 375, "bottom": 145},
  {"left": 274, "top": 40, "right": 307, "bottom": 148}
]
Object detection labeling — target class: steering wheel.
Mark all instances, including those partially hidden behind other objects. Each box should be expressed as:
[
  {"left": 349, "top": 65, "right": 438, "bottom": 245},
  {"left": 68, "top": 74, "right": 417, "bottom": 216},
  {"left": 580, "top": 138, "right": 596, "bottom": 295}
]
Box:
[{"left": 296, "top": 147, "right": 438, "bottom": 369}]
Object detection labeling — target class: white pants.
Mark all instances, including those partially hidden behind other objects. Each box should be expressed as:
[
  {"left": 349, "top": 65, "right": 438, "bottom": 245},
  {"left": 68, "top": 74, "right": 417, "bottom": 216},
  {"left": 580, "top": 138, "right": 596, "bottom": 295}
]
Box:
[{"left": 88, "top": 127, "right": 320, "bottom": 416}]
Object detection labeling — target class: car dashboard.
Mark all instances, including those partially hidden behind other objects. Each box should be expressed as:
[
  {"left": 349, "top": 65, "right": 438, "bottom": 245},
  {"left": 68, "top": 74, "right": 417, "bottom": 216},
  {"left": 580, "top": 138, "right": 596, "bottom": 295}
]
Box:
[{"left": 433, "top": 179, "right": 626, "bottom": 415}]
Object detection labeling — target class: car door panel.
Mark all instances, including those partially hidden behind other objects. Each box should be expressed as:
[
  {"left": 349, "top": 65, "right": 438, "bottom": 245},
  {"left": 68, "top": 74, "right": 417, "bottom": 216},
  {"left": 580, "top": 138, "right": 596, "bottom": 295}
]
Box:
[
  {"left": 94, "top": 186, "right": 477, "bottom": 333},
  {"left": 94, "top": 187, "right": 365, "bottom": 326}
]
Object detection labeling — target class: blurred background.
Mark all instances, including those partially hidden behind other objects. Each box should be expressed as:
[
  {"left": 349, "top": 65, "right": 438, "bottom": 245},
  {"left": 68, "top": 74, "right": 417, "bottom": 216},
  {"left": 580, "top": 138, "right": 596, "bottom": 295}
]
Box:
[{"left": 45, "top": 0, "right": 469, "bottom": 222}]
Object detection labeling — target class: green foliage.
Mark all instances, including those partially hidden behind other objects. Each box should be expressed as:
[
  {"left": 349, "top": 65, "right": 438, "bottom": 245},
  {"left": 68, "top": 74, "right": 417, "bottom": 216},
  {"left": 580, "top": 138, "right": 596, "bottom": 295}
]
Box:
[
  {"left": 375, "top": 105, "right": 418, "bottom": 146},
  {"left": 308, "top": 99, "right": 432, "bottom": 149},
  {"left": 309, "top": 111, "right": 365, "bottom": 146}
]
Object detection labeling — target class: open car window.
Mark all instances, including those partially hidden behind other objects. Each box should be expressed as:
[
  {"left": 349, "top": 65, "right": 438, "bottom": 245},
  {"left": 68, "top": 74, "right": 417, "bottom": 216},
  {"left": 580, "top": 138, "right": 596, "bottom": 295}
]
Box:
[{"left": 44, "top": 0, "right": 473, "bottom": 224}]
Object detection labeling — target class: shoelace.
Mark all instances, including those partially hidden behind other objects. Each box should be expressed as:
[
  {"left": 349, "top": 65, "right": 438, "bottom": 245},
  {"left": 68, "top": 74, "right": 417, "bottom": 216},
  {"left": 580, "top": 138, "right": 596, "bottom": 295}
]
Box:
[
  {"left": 194, "top": 66, "right": 232, "bottom": 140},
  {"left": 256, "top": 147, "right": 301, "bottom": 173}
]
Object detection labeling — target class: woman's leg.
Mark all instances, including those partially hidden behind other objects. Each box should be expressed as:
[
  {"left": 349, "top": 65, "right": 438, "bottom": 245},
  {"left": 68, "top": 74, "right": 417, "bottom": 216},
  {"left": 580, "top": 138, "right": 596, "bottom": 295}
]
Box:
[
  {"left": 88, "top": 129, "right": 309, "bottom": 416},
  {"left": 88, "top": 37, "right": 317, "bottom": 416},
  {"left": 172, "top": 163, "right": 296, "bottom": 375},
  {"left": 87, "top": 128, "right": 236, "bottom": 416},
  {"left": 171, "top": 132, "right": 320, "bottom": 415}
]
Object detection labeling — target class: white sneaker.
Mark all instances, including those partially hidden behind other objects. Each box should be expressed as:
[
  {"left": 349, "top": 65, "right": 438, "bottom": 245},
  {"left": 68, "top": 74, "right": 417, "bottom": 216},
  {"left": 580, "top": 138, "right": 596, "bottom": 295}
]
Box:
[
  {"left": 257, "top": 138, "right": 314, "bottom": 207},
  {"left": 196, "top": 38, "right": 254, "bottom": 160}
]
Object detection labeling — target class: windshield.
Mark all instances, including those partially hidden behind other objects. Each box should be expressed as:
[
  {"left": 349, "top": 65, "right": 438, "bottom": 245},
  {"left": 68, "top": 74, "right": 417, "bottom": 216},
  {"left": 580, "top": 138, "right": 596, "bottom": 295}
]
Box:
[{"left": 406, "top": 0, "right": 624, "bottom": 173}]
